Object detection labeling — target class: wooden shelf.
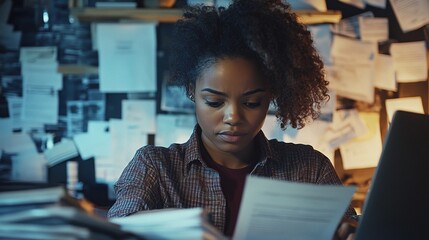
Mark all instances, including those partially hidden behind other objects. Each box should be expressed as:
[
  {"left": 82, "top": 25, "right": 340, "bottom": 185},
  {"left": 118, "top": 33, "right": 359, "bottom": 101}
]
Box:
[
  {"left": 70, "top": 8, "right": 183, "bottom": 22},
  {"left": 58, "top": 64, "right": 99, "bottom": 75},
  {"left": 70, "top": 8, "right": 342, "bottom": 24},
  {"left": 294, "top": 10, "right": 342, "bottom": 24}
]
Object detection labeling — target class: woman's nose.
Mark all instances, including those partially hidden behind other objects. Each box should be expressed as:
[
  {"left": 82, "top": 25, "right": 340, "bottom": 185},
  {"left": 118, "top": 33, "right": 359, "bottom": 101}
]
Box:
[{"left": 223, "top": 104, "right": 241, "bottom": 125}]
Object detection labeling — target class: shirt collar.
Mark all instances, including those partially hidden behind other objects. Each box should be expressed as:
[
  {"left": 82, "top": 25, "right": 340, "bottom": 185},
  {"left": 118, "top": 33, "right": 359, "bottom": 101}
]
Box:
[{"left": 184, "top": 124, "right": 278, "bottom": 169}]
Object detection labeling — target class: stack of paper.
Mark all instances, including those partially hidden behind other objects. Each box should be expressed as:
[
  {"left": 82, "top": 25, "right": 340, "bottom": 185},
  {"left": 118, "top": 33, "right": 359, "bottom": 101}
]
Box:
[
  {"left": 111, "top": 208, "right": 227, "bottom": 240},
  {"left": 0, "top": 183, "right": 136, "bottom": 240}
]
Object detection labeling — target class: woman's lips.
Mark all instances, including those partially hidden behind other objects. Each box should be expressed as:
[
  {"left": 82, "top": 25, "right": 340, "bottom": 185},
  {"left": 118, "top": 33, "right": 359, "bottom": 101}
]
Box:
[{"left": 218, "top": 132, "right": 245, "bottom": 143}]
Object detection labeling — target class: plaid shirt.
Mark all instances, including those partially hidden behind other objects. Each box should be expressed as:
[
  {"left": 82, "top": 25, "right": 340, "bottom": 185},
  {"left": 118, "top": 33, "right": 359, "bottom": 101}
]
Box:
[{"left": 108, "top": 125, "right": 355, "bottom": 232}]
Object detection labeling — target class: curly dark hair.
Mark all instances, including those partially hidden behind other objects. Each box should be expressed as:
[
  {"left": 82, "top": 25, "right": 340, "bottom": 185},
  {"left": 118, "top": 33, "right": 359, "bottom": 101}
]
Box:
[{"left": 169, "top": 0, "right": 329, "bottom": 129}]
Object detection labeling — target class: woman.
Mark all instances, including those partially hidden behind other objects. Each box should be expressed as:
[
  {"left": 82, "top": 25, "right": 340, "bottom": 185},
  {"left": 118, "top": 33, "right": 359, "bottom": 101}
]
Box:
[{"left": 108, "top": 0, "right": 356, "bottom": 238}]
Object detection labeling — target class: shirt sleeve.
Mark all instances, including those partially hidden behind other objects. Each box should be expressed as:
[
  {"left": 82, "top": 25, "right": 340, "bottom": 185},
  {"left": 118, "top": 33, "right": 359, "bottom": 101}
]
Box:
[
  {"left": 107, "top": 146, "right": 162, "bottom": 218},
  {"left": 313, "top": 150, "right": 357, "bottom": 217}
]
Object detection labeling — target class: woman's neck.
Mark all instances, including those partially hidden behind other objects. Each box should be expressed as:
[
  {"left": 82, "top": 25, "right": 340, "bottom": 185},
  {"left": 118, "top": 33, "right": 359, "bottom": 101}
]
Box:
[{"left": 201, "top": 138, "right": 257, "bottom": 169}]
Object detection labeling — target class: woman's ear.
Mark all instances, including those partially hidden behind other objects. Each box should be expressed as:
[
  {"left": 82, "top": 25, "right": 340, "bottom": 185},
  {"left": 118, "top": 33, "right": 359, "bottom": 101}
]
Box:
[{"left": 187, "top": 84, "right": 195, "bottom": 102}]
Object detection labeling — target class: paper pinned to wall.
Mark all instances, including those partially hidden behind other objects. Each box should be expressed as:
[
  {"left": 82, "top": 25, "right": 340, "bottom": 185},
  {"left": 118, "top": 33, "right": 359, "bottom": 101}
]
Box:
[
  {"left": 11, "top": 152, "right": 47, "bottom": 183},
  {"left": 329, "top": 35, "right": 376, "bottom": 103},
  {"left": 358, "top": 17, "right": 389, "bottom": 42},
  {"left": 385, "top": 97, "right": 425, "bottom": 123},
  {"left": 283, "top": 119, "right": 334, "bottom": 164},
  {"left": 331, "top": 11, "right": 374, "bottom": 39},
  {"left": 73, "top": 130, "right": 111, "bottom": 161},
  {"left": 97, "top": 23, "right": 157, "bottom": 93},
  {"left": 155, "top": 114, "right": 196, "bottom": 147},
  {"left": 261, "top": 114, "right": 284, "bottom": 142},
  {"left": 121, "top": 99, "right": 156, "bottom": 133},
  {"left": 340, "top": 111, "right": 382, "bottom": 170},
  {"left": 390, "top": 41, "right": 428, "bottom": 83},
  {"left": 308, "top": 24, "right": 333, "bottom": 65},
  {"left": 389, "top": 0, "right": 429, "bottom": 33},
  {"left": 373, "top": 54, "right": 396, "bottom": 91}
]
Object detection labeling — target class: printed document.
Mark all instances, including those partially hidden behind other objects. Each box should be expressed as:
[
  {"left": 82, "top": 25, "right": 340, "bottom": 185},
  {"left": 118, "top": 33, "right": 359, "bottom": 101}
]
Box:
[
  {"left": 340, "top": 111, "right": 382, "bottom": 170},
  {"left": 97, "top": 23, "right": 157, "bottom": 93},
  {"left": 233, "top": 176, "right": 356, "bottom": 240},
  {"left": 358, "top": 17, "right": 389, "bottom": 42},
  {"left": 390, "top": 41, "right": 427, "bottom": 83},
  {"left": 385, "top": 97, "right": 424, "bottom": 123},
  {"left": 389, "top": 0, "right": 429, "bottom": 32}
]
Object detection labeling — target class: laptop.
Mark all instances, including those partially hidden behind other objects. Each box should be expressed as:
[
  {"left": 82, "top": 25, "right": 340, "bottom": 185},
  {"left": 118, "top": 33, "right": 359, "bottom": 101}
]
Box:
[{"left": 354, "top": 110, "right": 429, "bottom": 240}]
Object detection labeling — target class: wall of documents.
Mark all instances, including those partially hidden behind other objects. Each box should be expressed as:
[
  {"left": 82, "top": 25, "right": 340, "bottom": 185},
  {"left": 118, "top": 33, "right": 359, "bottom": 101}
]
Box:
[{"left": 0, "top": 0, "right": 428, "bottom": 207}]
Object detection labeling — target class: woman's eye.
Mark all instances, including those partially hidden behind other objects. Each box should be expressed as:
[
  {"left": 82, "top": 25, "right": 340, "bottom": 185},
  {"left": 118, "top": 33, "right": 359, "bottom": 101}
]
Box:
[
  {"left": 244, "top": 102, "right": 261, "bottom": 108},
  {"left": 205, "top": 101, "right": 223, "bottom": 108}
]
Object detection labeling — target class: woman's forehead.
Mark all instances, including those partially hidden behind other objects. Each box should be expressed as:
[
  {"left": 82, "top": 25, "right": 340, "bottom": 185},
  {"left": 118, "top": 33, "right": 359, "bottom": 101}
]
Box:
[{"left": 196, "top": 57, "right": 265, "bottom": 89}]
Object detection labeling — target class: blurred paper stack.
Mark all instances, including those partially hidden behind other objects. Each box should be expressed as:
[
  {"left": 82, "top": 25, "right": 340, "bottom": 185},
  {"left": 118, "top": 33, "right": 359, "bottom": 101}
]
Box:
[
  {"left": 0, "top": 183, "right": 138, "bottom": 240},
  {"left": 111, "top": 208, "right": 227, "bottom": 240}
]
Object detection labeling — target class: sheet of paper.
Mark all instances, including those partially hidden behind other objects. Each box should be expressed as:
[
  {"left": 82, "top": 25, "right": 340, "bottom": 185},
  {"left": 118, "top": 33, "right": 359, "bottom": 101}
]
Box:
[
  {"left": 155, "top": 114, "right": 196, "bottom": 147},
  {"left": 331, "top": 35, "right": 375, "bottom": 63},
  {"left": 11, "top": 152, "right": 47, "bottom": 183},
  {"left": 385, "top": 97, "right": 425, "bottom": 123},
  {"left": 21, "top": 84, "right": 59, "bottom": 124},
  {"left": 308, "top": 24, "right": 333, "bottom": 65},
  {"left": 233, "top": 176, "right": 356, "bottom": 240},
  {"left": 122, "top": 99, "right": 156, "bottom": 133},
  {"left": 92, "top": 121, "right": 146, "bottom": 184},
  {"left": 329, "top": 35, "right": 376, "bottom": 103},
  {"left": 390, "top": 41, "right": 427, "bottom": 83},
  {"left": 97, "top": 23, "right": 157, "bottom": 93},
  {"left": 6, "top": 96, "right": 23, "bottom": 131},
  {"left": 340, "top": 111, "right": 382, "bottom": 169},
  {"left": 21, "top": 62, "right": 62, "bottom": 90},
  {"left": 73, "top": 131, "right": 111, "bottom": 160},
  {"left": 326, "top": 64, "right": 374, "bottom": 103},
  {"left": 283, "top": 120, "right": 334, "bottom": 164},
  {"left": 20, "top": 46, "right": 57, "bottom": 63},
  {"left": 0, "top": 133, "right": 38, "bottom": 154},
  {"left": 359, "top": 17, "right": 389, "bottom": 42},
  {"left": 331, "top": 11, "right": 374, "bottom": 38},
  {"left": 109, "top": 118, "right": 148, "bottom": 176},
  {"left": 389, "top": 0, "right": 429, "bottom": 32},
  {"left": 20, "top": 47, "right": 61, "bottom": 125},
  {"left": 261, "top": 114, "right": 284, "bottom": 142},
  {"left": 322, "top": 109, "right": 368, "bottom": 151},
  {"left": 373, "top": 54, "right": 396, "bottom": 91},
  {"left": 44, "top": 138, "right": 79, "bottom": 167},
  {"left": 365, "top": 0, "right": 386, "bottom": 8}
]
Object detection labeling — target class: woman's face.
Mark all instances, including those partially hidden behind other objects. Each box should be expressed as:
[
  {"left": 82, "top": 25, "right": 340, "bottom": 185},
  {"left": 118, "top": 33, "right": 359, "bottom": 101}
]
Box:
[{"left": 194, "top": 57, "right": 271, "bottom": 157}]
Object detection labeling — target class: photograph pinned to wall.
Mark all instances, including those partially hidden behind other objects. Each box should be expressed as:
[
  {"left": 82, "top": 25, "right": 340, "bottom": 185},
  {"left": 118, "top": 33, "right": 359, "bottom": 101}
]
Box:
[
  {"left": 66, "top": 100, "right": 105, "bottom": 137},
  {"left": 160, "top": 72, "right": 195, "bottom": 114}
]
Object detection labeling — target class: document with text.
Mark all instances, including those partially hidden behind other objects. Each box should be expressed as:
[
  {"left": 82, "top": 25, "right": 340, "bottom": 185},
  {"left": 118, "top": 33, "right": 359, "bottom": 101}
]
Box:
[{"left": 233, "top": 176, "right": 356, "bottom": 240}]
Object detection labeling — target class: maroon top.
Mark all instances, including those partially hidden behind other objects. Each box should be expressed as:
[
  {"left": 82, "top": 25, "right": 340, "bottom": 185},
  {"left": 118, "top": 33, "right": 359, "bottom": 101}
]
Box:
[{"left": 202, "top": 146, "right": 254, "bottom": 237}]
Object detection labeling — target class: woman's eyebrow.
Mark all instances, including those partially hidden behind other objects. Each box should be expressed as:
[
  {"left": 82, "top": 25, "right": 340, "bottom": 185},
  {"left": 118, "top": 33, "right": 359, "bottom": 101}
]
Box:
[
  {"left": 243, "top": 88, "right": 265, "bottom": 96},
  {"left": 200, "top": 88, "right": 265, "bottom": 97},
  {"left": 201, "top": 88, "right": 227, "bottom": 96}
]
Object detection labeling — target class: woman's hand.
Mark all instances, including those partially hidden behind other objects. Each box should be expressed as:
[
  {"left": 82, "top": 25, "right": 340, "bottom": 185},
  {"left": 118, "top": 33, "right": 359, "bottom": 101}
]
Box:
[{"left": 333, "top": 216, "right": 359, "bottom": 240}]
